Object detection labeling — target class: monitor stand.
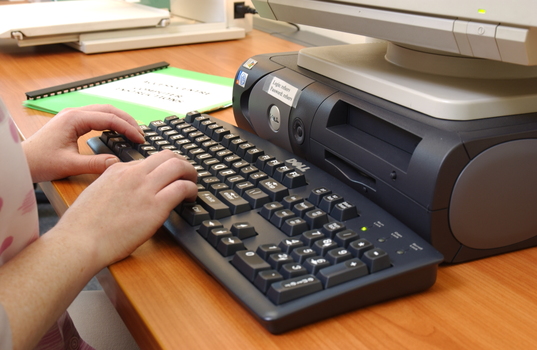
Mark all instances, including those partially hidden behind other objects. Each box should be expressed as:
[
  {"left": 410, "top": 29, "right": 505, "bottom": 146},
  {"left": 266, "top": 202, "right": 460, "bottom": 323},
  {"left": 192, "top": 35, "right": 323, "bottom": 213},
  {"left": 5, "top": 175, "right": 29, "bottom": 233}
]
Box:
[{"left": 297, "top": 42, "right": 537, "bottom": 120}]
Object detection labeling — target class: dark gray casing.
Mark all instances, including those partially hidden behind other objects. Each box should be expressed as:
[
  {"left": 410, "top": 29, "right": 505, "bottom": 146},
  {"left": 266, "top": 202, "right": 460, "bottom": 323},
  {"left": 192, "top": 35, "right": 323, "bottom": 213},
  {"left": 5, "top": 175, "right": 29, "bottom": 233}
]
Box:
[{"left": 233, "top": 52, "right": 537, "bottom": 263}]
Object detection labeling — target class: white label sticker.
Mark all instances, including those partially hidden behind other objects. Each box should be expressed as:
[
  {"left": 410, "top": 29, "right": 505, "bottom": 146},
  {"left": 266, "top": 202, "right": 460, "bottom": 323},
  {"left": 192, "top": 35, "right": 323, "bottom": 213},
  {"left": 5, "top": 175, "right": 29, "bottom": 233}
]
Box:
[{"left": 266, "top": 77, "right": 300, "bottom": 107}]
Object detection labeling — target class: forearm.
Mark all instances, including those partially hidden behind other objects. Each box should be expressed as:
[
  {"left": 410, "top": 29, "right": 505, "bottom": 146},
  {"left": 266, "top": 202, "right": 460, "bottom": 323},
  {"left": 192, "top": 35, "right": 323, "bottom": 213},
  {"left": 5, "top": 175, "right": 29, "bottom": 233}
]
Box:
[{"left": 0, "top": 226, "right": 101, "bottom": 350}]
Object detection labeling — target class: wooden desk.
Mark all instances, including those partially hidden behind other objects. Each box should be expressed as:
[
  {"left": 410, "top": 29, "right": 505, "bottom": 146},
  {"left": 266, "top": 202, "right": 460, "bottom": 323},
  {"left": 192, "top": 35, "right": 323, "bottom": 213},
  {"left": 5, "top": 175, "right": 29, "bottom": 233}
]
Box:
[{"left": 2, "top": 30, "right": 537, "bottom": 349}]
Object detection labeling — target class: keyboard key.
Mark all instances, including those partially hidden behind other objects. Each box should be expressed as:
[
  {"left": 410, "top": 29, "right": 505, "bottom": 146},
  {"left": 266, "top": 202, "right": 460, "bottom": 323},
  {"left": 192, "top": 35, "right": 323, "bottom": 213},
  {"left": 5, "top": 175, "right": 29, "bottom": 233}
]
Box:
[
  {"left": 334, "top": 229, "right": 360, "bottom": 247},
  {"left": 231, "top": 160, "right": 250, "bottom": 172},
  {"left": 264, "top": 159, "right": 283, "bottom": 176},
  {"left": 280, "top": 263, "right": 308, "bottom": 279},
  {"left": 207, "top": 228, "right": 232, "bottom": 247},
  {"left": 313, "top": 238, "right": 338, "bottom": 256},
  {"left": 199, "top": 120, "right": 216, "bottom": 132},
  {"left": 273, "top": 165, "right": 294, "bottom": 183},
  {"left": 217, "top": 169, "right": 238, "bottom": 182},
  {"left": 322, "top": 222, "right": 346, "bottom": 238},
  {"left": 223, "top": 154, "right": 242, "bottom": 167},
  {"left": 325, "top": 247, "right": 353, "bottom": 264},
  {"left": 267, "top": 253, "right": 294, "bottom": 271},
  {"left": 99, "top": 130, "right": 119, "bottom": 145},
  {"left": 282, "top": 170, "right": 307, "bottom": 188},
  {"left": 254, "top": 270, "right": 283, "bottom": 293},
  {"left": 304, "top": 209, "right": 329, "bottom": 229},
  {"left": 292, "top": 200, "right": 315, "bottom": 217},
  {"left": 221, "top": 133, "right": 240, "bottom": 147},
  {"left": 192, "top": 114, "right": 210, "bottom": 128},
  {"left": 362, "top": 248, "right": 391, "bottom": 273},
  {"left": 206, "top": 123, "right": 222, "bottom": 137},
  {"left": 281, "top": 195, "right": 303, "bottom": 209},
  {"left": 258, "top": 178, "right": 289, "bottom": 201},
  {"left": 232, "top": 250, "right": 271, "bottom": 282},
  {"left": 270, "top": 209, "right": 295, "bottom": 228},
  {"left": 309, "top": 187, "right": 331, "bottom": 205},
  {"left": 230, "top": 222, "right": 257, "bottom": 240},
  {"left": 217, "top": 236, "right": 246, "bottom": 257},
  {"left": 267, "top": 275, "right": 323, "bottom": 305},
  {"left": 260, "top": 202, "right": 284, "bottom": 220},
  {"left": 229, "top": 138, "right": 247, "bottom": 152},
  {"left": 208, "top": 183, "right": 230, "bottom": 194},
  {"left": 281, "top": 217, "right": 309, "bottom": 237},
  {"left": 316, "top": 258, "right": 368, "bottom": 288},
  {"left": 331, "top": 201, "right": 359, "bottom": 221},
  {"left": 319, "top": 193, "right": 344, "bottom": 213},
  {"left": 197, "top": 191, "right": 232, "bottom": 219},
  {"left": 244, "top": 147, "right": 264, "bottom": 163},
  {"left": 290, "top": 247, "right": 317, "bottom": 264},
  {"left": 255, "top": 154, "right": 274, "bottom": 169},
  {"left": 212, "top": 127, "right": 230, "bottom": 141},
  {"left": 236, "top": 142, "right": 255, "bottom": 157},
  {"left": 239, "top": 165, "right": 259, "bottom": 178},
  {"left": 300, "top": 229, "right": 325, "bottom": 246},
  {"left": 248, "top": 172, "right": 268, "bottom": 186},
  {"left": 200, "top": 176, "right": 220, "bottom": 188},
  {"left": 256, "top": 244, "right": 282, "bottom": 260},
  {"left": 197, "top": 220, "right": 223, "bottom": 238},
  {"left": 278, "top": 238, "right": 304, "bottom": 253},
  {"left": 149, "top": 120, "right": 167, "bottom": 131},
  {"left": 217, "top": 189, "right": 251, "bottom": 214},
  {"left": 179, "top": 202, "right": 210, "bottom": 226},
  {"left": 184, "top": 110, "right": 201, "bottom": 123},
  {"left": 234, "top": 181, "right": 255, "bottom": 196},
  {"left": 225, "top": 174, "right": 246, "bottom": 188},
  {"left": 243, "top": 188, "right": 271, "bottom": 209},
  {"left": 348, "top": 238, "right": 374, "bottom": 258},
  {"left": 303, "top": 257, "right": 331, "bottom": 275},
  {"left": 209, "top": 144, "right": 226, "bottom": 156}
]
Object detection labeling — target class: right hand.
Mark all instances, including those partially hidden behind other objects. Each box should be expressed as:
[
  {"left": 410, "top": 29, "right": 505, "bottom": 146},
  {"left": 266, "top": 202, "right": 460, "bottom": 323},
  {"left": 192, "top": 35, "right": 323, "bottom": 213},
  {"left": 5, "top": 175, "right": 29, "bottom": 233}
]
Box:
[{"left": 54, "top": 150, "right": 198, "bottom": 268}]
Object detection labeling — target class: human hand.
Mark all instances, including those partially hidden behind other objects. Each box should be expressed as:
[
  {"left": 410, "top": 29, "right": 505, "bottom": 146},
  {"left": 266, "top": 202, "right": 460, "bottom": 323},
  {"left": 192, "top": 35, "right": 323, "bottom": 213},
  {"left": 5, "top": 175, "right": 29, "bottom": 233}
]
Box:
[
  {"left": 22, "top": 104, "right": 146, "bottom": 183},
  {"left": 53, "top": 150, "right": 198, "bottom": 267}
]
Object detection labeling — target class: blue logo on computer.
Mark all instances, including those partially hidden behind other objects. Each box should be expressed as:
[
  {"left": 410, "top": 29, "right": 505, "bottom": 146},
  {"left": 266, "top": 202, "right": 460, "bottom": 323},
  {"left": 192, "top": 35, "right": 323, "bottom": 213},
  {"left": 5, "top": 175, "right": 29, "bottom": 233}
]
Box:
[{"left": 236, "top": 70, "right": 248, "bottom": 88}]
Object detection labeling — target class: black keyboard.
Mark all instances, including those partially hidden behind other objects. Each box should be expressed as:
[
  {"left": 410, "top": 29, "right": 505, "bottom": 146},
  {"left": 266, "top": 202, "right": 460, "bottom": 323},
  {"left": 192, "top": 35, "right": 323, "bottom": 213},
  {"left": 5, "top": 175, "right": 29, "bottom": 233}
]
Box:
[{"left": 87, "top": 112, "right": 443, "bottom": 334}]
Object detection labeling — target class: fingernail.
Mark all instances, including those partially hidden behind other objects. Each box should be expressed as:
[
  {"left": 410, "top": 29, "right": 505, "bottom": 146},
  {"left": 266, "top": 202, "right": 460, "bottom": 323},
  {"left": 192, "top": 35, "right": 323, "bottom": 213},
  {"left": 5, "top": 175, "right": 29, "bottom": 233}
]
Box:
[{"left": 105, "top": 157, "right": 120, "bottom": 168}]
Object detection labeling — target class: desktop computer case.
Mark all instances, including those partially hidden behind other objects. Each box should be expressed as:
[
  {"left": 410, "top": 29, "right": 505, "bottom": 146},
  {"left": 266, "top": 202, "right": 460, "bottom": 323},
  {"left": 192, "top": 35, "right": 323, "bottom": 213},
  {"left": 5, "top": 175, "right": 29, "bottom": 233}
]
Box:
[{"left": 232, "top": 52, "right": 537, "bottom": 263}]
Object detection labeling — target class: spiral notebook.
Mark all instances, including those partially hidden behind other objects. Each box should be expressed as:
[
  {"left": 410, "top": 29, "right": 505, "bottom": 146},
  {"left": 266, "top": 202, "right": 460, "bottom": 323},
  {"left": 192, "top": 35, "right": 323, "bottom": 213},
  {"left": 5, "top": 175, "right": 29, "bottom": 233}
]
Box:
[{"left": 24, "top": 62, "right": 234, "bottom": 125}]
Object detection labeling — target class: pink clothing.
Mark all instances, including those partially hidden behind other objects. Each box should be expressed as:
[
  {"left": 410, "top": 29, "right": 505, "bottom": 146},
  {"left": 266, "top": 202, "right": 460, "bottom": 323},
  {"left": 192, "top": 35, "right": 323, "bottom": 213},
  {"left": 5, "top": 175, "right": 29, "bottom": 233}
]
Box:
[{"left": 0, "top": 102, "right": 93, "bottom": 350}]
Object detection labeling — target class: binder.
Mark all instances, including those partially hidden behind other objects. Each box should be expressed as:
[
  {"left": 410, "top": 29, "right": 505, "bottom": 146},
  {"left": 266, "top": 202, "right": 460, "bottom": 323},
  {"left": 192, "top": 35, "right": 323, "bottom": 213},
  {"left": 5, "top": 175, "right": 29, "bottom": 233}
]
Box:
[{"left": 24, "top": 62, "right": 233, "bottom": 125}]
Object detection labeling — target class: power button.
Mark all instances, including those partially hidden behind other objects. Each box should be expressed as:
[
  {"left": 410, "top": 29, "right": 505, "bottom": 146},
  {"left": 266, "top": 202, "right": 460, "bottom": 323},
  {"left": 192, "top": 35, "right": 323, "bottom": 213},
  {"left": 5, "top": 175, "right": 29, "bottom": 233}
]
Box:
[{"left": 268, "top": 105, "right": 281, "bottom": 132}]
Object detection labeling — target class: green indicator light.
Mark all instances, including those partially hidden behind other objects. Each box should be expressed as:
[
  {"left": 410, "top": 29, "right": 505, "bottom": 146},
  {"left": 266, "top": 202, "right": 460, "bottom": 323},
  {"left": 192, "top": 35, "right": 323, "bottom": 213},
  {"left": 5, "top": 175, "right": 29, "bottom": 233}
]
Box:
[
  {"left": 478, "top": 9, "right": 486, "bottom": 14},
  {"left": 361, "top": 227, "right": 368, "bottom": 232}
]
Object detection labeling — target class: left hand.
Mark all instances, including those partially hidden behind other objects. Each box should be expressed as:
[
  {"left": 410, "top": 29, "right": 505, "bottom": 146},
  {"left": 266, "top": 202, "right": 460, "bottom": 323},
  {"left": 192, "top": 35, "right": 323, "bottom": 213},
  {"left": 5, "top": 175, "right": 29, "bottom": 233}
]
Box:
[{"left": 22, "top": 104, "right": 146, "bottom": 183}]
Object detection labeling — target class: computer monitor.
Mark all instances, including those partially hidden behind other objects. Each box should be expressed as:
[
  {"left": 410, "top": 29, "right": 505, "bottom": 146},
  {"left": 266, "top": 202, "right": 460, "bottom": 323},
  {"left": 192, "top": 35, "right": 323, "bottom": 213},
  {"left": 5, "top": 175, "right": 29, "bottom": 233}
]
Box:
[{"left": 251, "top": 0, "right": 537, "bottom": 120}]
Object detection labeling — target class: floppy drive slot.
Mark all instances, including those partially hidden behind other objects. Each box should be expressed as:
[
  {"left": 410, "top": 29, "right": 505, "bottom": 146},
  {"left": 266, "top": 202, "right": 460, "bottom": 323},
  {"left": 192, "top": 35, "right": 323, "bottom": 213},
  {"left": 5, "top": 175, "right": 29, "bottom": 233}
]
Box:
[{"left": 325, "top": 151, "right": 377, "bottom": 192}]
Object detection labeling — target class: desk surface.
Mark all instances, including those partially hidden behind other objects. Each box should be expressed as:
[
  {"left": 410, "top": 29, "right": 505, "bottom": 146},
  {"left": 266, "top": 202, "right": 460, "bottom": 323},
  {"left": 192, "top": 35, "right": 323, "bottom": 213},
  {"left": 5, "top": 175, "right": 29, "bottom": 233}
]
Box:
[{"left": 2, "top": 30, "right": 537, "bottom": 349}]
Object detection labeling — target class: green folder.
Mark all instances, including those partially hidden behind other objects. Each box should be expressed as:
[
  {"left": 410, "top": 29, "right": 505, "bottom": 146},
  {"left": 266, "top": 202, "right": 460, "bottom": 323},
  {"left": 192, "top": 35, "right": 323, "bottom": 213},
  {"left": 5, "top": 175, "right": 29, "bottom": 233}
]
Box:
[{"left": 24, "top": 62, "right": 234, "bottom": 125}]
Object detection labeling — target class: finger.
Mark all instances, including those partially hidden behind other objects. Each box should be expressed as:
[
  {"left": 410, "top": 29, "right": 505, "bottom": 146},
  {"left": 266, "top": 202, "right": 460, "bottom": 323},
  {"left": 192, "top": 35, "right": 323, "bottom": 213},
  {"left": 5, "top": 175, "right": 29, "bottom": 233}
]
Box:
[
  {"left": 155, "top": 178, "right": 199, "bottom": 210},
  {"left": 136, "top": 150, "right": 179, "bottom": 174},
  {"left": 77, "top": 104, "right": 142, "bottom": 132},
  {"left": 146, "top": 155, "right": 198, "bottom": 190},
  {"left": 67, "top": 154, "right": 120, "bottom": 175},
  {"left": 68, "top": 109, "right": 145, "bottom": 144}
]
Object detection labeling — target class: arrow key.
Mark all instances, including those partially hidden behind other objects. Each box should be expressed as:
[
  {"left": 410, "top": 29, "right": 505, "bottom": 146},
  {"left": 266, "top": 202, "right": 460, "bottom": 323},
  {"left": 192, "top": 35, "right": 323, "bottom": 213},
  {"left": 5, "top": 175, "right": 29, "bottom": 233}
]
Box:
[{"left": 217, "top": 236, "right": 246, "bottom": 257}]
